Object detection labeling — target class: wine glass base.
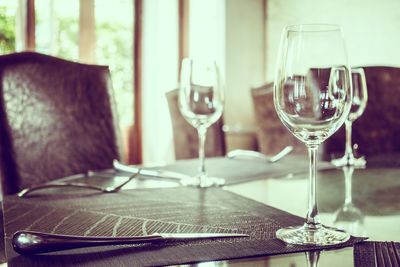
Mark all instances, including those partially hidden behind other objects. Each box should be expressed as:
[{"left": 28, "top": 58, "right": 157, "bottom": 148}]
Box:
[
  {"left": 180, "top": 176, "right": 225, "bottom": 188},
  {"left": 276, "top": 223, "right": 350, "bottom": 246},
  {"left": 331, "top": 155, "right": 366, "bottom": 167}
]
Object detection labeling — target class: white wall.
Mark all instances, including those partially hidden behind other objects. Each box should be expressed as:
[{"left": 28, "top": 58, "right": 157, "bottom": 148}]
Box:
[
  {"left": 188, "top": 0, "right": 265, "bottom": 137},
  {"left": 141, "top": 0, "right": 179, "bottom": 163},
  {"left": 225, "top": 0, "right": 265, "bottom": 130},
  {"left": 222, "top": 0, "right": 265, "bottom": 151},
  {"left": 183, "top": 0, "right": 265, "bottom": 152},
  {"left": 266, "top": 0, "right": 400, "bottom": 81}
]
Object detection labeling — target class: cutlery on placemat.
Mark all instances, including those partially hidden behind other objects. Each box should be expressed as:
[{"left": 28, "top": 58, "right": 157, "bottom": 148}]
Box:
[
  {"left": 113, "top": 159, "right": 191, "bottom": 181},
  {"left": 13, "top": 231, "right": 249, "bottom": 255},
  {"left": 114, "top": 146, "right": 293, "bottom": 181},
  {"left": 18, "top": 171, "right": 139, "bottom": 197},
  {"left": 226, "top": 146, "right": 293, "bottom": 162}
]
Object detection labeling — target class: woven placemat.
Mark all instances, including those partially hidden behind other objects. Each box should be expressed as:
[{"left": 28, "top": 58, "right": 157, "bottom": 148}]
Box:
[
  {"left": 4, "top": 187, "right": 365, "bottom": 266},
  {"left": 140, "top": 155, "right": 335, "bottom": 185},
  {"left": 0, "top": 203, "right": 5, "bottom": 264},
  {"left": 354, "top": 241, "right": 400, "bottom": 267}
]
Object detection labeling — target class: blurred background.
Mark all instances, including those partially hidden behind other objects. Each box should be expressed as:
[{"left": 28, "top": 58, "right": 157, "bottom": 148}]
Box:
[{"left": 1, "top": 0, "right": 399, "bottom": 165}]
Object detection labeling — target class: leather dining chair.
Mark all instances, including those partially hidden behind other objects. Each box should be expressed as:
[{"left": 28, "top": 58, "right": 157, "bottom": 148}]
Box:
[
  {"left": 251, "top": 82, "right": 306, "bottom": 156},
  {"left": 165, "top": 88, "right": 226, "bottom": 160},
  {"left": 322, "top": 66, "right": 400, "bottom": 160},
  {"left": 0, "top": 52, "right": 123, "bottom": 195}
]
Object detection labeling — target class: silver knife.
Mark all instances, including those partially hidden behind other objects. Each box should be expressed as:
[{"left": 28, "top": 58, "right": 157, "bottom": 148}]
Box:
[
  {"left": 13, "top": 231, "right": 249, "bottom": 255},
  {"left": 113, "top": 159, "right": 192, "bottom": 181}
]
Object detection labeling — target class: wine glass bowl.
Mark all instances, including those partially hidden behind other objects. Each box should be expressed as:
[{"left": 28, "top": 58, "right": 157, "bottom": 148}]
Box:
[
  {"left": 179, "top": 58, "right": 225, "bottom": 187},
  {"left": 275, "top": 68, "right": 349, "bottom": 146},
  {"left": 274, "top": 24, "right": 352, "bottom": 245},
  {"left": 331, "top": 68, "right": 368, "bottom": 167}
]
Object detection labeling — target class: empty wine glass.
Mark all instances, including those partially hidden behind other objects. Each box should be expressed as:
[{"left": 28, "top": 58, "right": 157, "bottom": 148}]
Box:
[
  {"left": 179, "top": 58, "right": 225, "bottom": 187},
  {"left": 331, "top": 68, "right": 368, "bottom": 167},
  {"left": 274, "top": 24, "right": 352, "bottom": 245}
]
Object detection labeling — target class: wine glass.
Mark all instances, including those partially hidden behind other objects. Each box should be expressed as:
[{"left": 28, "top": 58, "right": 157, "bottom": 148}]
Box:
[
  {"left": 333, "top": 166, "right": 365, "bottom": 237},
  {"left": 273, "top": 24, "right": 352, "bottom": 245},
  {"left": 178, "top": 58, "right": 225, "bottom": 187},
  {"left": 331, "top": 68, "right": 368, "bottom": 167}
]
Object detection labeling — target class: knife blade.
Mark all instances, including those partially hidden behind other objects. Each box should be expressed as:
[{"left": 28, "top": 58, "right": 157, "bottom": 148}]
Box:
[
  {"left": 13, "top": 231, "right": 249, "bottom": 255},
  {"left": 159, "top": 232, "right": 249, "bottom": 239},
  {"left": 113, "top": 159, "right": 191, "bottom": 181}
]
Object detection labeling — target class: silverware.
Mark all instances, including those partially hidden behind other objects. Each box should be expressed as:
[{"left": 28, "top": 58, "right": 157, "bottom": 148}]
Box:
[
  {"left": 226, "top": 146, "right": 293, "bottom": 162},
  {"left": 17, "top": 171, "right": 139, "bottom": 197},
  {"left": 113, "top": 159, "right": 191, "bottom": 181},
  {"left": 12, "top": 230, "right": 249, "bottom": 255}
]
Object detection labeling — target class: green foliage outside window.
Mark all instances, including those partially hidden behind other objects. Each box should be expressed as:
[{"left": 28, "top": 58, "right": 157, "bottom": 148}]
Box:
[
  {"left": 0, "top": 6, "right": 15, "bottom": 54},
  {"left": 54, "top": 16, "right": 79, "bottom": 61},
  {"left": 96, "top": 20, "right": 134, "bottom": 127},
  {"left": 52, "top": 13, "right": 134, "bottom": 126}
]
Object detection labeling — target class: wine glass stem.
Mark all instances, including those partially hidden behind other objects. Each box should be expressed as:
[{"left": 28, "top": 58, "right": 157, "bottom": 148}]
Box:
[
  {"left": 197, "top": 126, "right": 207, "bottom": 181},
  {"left": 306, "top": 145, "right": 321, "bottom": 227},
  {"left": 344, "top": 120, "right": 353, "bottom": 158}
]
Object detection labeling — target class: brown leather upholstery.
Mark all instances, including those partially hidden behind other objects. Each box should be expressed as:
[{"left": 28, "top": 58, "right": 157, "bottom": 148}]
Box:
[
  {"left": 322, "top": 66, "right": 400, "bottom": 160},
  {"left": 0, "top": 52, "right": 123, "bottom": 195},
  {"left": 251, "top": 82, "right": 306, "bottom": 155},
  {"left": 166, "top": 88, "right": 226, "bottom": 160}
]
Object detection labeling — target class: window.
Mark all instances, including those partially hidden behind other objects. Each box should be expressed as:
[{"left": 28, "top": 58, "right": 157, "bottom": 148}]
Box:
[
  {"left": 0, "top": 0, "right": 136, "bottom": 161},
  {"left": 1, "top": 0, "right": 134, "bottom": 127},
  {"left": 34, "top": 0, "right": 134, "bottom": 127},
  {"left": 0, "top": 1, "right": 17, "bottom": 54}
]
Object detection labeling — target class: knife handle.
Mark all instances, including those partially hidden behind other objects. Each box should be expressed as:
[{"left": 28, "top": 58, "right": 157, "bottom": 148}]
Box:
[{"left": 12, "top": 231, "right": 163, "bottom": 255}]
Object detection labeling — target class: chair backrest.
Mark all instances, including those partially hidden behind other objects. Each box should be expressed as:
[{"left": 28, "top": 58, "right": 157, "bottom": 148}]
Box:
[
  {"left": 251, "top": 82, "right": 306, "bottom": 155},
  {"left": 0, "top": 52, "right": 123, "bottom": 195},
  {"left": 166, "top": 88, "right": 226, "bottom": 160},
  {"left": 322, "top": 66, "right": 400, "bottom": 160}
]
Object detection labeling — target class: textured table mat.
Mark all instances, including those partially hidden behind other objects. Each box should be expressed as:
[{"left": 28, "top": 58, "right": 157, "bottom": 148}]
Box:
[
  {"left": 4, "top": 187, "right": 365, "bottom": 266},
  {"left": 141, "top": 155, "right": 335, "bottom": 185},
  {"left": 354, "top": 241, "right": 400, "bottom": 267},
  {"left": 0, "top": 203, "right": 5, "bottom": 264}
]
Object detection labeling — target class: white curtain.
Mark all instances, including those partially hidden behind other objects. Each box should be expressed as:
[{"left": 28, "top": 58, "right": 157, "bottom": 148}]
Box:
[{"left": 141, "top": 0, "right": 179, "bottom": 164}]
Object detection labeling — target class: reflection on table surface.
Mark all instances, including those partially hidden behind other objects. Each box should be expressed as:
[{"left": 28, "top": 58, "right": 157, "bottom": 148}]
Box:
[
  {"left": 121, "top": 158, "right": 400, "bottom": 266},
  {"left": 222, "top": 165, "right": 400, "bottom": 266}
]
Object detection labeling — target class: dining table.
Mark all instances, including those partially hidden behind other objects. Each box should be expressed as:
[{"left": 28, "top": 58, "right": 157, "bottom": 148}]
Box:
[{"left": 0, "top": 153, "right": 399, "bottom": 266}]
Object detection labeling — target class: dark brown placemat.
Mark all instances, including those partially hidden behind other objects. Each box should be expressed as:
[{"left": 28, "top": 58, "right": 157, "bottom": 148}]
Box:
[
  {"left": 140, "top": 155, "right": 335, "bottom": 185},
  {"left": 4, "top": 187, "right": 365, "bottom": 266},
  {"left": 354, "top": 241, "right": 400, "bottom": 267}
]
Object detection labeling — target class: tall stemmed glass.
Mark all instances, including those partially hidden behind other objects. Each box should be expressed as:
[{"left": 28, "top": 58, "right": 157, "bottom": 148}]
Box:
[
  {"left": 331, "top": 68, "right": 368, "bottom": 167},
  {"left": 274, "top": 24, "right": 352, "bottom": 245},
  {"left": 179, "top": 58, "right": 225, "bottom": 187}
]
